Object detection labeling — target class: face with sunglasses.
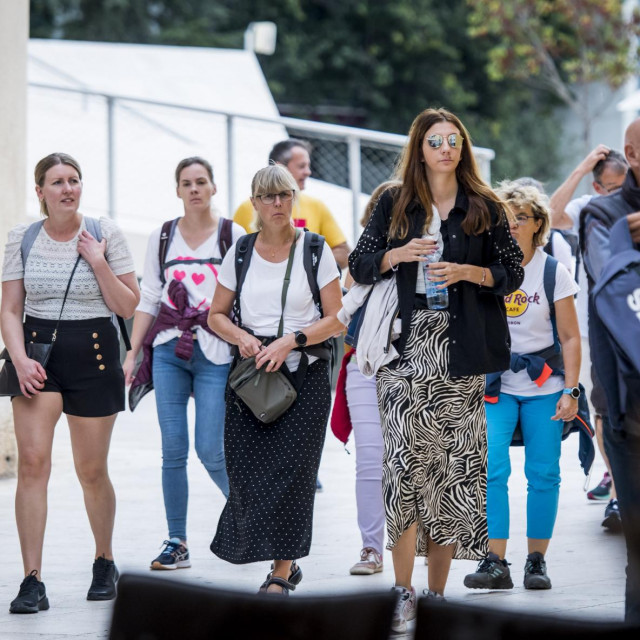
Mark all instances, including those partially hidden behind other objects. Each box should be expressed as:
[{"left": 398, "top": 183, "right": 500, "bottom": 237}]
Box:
[{"left": 421, "top": 124, "right": 464, "bottom": 175}]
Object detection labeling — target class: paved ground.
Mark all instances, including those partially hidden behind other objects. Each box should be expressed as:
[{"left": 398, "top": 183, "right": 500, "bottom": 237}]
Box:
[{"left": 0, "top": 379, "right": 627, "bottom": 639}]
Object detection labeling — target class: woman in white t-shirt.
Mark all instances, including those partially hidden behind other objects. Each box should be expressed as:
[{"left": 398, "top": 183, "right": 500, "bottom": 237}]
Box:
[
  {"left": 1, "top": 153, "right": 139, "bottom": 611},
  {"left": 464, "top": 181, "right": 581, "bottom": 592},
  {"left": 122, "top": 157, "right": 245, "bottom": 571},
  {"left": 208, "top": 164, "right": 343, "bottom": 595}
]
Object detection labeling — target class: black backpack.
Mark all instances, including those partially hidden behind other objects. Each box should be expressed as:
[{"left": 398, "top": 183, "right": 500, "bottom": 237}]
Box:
[
  {"left": 232, "top": 230, "right": 325, "bottom": 327},
  {"left": 158, "top": 216, "right": 233, "bottom": 285}
]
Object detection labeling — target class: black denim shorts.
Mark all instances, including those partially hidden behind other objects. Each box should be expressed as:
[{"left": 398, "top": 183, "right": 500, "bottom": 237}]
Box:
[{"left": 23, "top": 315, "right": 124, "bottom": 417}]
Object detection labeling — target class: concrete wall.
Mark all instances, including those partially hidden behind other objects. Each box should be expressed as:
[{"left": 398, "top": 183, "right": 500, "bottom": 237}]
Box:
[{"left": 0, "top": 0, "right": 29, "bottom": 479}]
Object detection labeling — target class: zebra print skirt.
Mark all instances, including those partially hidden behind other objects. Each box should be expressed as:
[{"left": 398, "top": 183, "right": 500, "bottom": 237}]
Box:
[{"left": 376, "top": 309, "right": 488, "bottom": 560}]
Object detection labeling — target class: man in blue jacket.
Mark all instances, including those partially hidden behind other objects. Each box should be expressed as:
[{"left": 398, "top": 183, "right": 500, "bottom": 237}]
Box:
[{"left": 581, "top": 118, "right": 640, "bottom": 623}]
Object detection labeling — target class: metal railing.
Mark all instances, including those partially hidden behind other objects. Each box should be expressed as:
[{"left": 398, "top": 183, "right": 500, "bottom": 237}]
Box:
[{"left": 28, "top": 82, "right": 494, "bottom": 244}]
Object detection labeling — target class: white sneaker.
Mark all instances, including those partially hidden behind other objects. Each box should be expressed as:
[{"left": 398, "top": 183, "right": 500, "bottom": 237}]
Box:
[{"left": 391, "top": 585, "right": 416, "bottom": 634}]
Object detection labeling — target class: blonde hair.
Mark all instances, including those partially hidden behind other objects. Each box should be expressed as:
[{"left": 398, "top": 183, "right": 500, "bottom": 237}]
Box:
[
  {"left": 34, "top": 153, "right": 82, "bottom": 217},
  {"left": 251, "top": 164, "right": 299, "bottom": 230},
  {"left": 495, "top": 180, "right": 551, "bottom": 247}
]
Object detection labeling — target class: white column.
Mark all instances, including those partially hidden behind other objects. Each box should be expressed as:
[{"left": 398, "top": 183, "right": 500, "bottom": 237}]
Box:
[{"left": 0, "top": 0, "right": 29, "bottom": 479}]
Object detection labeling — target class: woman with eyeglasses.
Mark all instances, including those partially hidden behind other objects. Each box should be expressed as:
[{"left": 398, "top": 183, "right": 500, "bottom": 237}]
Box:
[
  {"left": 123, "top": 157, "right": 245, "bottom": 571},
  {"left": 464, "top": 181, "right": 580, "bottom": 592},
  {"left": 208, "top": 164, "right": 343, "bottom": 595},
  {"left": 349, "top": 108, "right": 523, "bottom": 633}
]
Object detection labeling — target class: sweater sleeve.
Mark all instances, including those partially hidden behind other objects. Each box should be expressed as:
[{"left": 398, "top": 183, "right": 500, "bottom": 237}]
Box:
[
  {"left": 482, "top": 203, "right": 524, "bottom": 296},
  {"left": 348, "top": 189, "right": 393, "bottom": 284}
]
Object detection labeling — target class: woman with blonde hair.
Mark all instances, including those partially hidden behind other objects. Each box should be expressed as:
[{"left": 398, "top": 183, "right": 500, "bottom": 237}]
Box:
[
  {"left": 464, "top": 180, "right": 580, "bottom": 591},
  {"left": 349, "top": 108, "right": 523, "bottom": 633},
  {"left": 208, "top": 164, "right": 343, "bottom": 594}
]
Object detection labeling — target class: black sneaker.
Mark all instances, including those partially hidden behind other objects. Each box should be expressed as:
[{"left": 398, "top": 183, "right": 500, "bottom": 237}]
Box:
[
  {"left": 10, "top": 570, "right": 50, "bottom": 614},
  {"left": 87, "top": 555, "right": 119, "bottom": 601},
  {"left": 602, "top": 499, "right": 622, "bottom": 533},
  {"left": 464, "top": 552, "right": 514, "bottom": 589},
  {"left": 523, "top": 552, "right": 551, "bottom": 590}
]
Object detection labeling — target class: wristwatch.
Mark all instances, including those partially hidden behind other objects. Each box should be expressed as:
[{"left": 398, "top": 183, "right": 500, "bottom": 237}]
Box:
[
  {"left": 563, "top": 386, "right": 581, "bottom": 399},
  {"left": 294, "top": 330, "right": 308, "bottom": 347}
]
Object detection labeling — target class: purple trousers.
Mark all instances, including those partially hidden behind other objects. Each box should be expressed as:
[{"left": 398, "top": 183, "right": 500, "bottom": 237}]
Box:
[{"left": 345, "top": 360, "right": 385, "bottom": 553}]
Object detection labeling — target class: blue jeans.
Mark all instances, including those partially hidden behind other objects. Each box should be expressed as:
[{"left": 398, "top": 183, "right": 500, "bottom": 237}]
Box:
[
  {"left": 486, "top": 391, "right": 563, "bottom": 541},
  {"left": 153, "top": 338, "right": 230, "bottom": 541}
]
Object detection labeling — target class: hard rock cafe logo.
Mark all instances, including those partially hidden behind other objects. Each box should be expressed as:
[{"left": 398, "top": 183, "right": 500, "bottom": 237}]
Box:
[{"left": 504, "top": 289, "right": 540, "bottom": 317}]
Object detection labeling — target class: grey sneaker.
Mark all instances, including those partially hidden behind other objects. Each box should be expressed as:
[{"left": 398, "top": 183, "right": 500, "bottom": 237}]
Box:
[
  {"left": 350, "top": 547, "right": 383, "bottom": 575},
  {"left": 150, "top": 538, "right": 191, "bottom": 570},
  {"left": 391, "top": 585, "right": 416, "bottom": 634},
  {"left": 464, "top": 552, "right": 514, "bottom": 589},
  {"left": 422, "top": 589, "right": 447, "bottom": 602},
  {"left": 523, "top": 552, "right": 551, "bottom": 590}
]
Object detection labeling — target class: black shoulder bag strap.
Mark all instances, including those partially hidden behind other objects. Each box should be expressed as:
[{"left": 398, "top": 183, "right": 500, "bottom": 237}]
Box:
[
  {"left": 49, "top": 254, "right": 82, "bottom": 349},
  {"left": 218, "top": 217, "right": 233, "bottom": 258},
  {"left": 302, "top": 231, "right": 325, "bottom": 316},
  {"left": 233, "top": 232, "right": 259, "bottom": 326},
  {"left": 159, "top": 218, "right": 181, "bottom": 286},
  {"left": 543, "top": 255, "right": 560, "bottom": 351}
]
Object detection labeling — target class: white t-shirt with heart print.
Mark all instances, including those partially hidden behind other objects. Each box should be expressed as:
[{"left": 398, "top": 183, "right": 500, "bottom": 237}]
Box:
[{"left": 137, "top": 220, "right": 245, "bottom": 365}]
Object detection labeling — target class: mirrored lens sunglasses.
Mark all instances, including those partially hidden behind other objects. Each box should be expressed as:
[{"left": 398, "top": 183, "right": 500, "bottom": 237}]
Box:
[{"left": 426, "top": 133, "right": 464, "bottom": 149}]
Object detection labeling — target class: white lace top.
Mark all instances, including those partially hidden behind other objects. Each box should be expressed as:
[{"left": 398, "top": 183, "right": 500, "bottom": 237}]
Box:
[{"left": 1, "top": 216, "right": 135, "bottom": 320}]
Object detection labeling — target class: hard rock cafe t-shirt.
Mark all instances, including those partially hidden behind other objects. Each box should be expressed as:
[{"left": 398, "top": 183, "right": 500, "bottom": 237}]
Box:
[{"left": 500, "top": 248, "right": 579, "bottom": 397}]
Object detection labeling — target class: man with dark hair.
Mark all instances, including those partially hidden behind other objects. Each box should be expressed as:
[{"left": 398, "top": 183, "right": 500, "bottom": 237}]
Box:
[
  {"left": 581, "top": 119, "right": 640, "bottom": 623},
  {"left": 234, "top": 138, "right": 351, "bottom": 268}
]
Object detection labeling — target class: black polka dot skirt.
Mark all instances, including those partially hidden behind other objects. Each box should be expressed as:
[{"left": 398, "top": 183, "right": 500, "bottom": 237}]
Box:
[{"left": 211, "top": 360, "right": 331, "bottom": 564}]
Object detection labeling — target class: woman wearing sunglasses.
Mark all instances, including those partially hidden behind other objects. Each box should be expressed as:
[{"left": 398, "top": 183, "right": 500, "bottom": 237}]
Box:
[
  {"left": 349, "top": 108, "right": 523, "bottom": 633},
  {"left": 464, "top": 181, "right": 580, "bottom": 592}
]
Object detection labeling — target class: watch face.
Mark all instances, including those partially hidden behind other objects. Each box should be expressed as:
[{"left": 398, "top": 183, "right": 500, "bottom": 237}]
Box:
[
  {"left": 295, "top": 331, "right": 307, "bottom": 346},
  {"left": 572, "top": 388, "right": 581, "bottom": 399}
]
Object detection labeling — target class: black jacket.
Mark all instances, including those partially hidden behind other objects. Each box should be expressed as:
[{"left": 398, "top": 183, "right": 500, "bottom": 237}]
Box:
[{"left": 348, "top": 187, "right": 524, "bottom": 377}]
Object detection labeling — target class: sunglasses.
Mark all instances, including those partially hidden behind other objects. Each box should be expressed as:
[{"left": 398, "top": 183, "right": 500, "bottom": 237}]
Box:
[
  {"left": 255, "top": 191, "right": 294, "bottom": 205},
  {"left": 426, "top": 133, "right": 464, "bottom": 149}
]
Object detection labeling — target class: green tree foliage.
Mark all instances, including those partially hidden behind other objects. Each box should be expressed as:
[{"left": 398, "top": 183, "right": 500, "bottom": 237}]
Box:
[
  {"left": 29, "top": 0, "right": 565, "bottom": 184},
  {"left": 467, "top": 0, "right": 640, "bottom": 151}
]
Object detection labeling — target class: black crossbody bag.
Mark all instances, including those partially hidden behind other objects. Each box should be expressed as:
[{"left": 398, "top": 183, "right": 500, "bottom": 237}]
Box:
[{"left": 0, "top": 255, "right": 82, "bottom": 397}]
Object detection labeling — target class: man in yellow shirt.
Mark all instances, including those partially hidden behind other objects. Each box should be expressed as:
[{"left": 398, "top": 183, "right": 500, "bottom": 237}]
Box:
[{"left": 233, "top": 139, "right": 351, "bottom": 268}]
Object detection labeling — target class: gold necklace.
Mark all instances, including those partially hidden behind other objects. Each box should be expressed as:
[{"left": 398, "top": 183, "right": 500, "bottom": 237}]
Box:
[{"left": 259, "top": 231, "right": 294, "bottom": 258}]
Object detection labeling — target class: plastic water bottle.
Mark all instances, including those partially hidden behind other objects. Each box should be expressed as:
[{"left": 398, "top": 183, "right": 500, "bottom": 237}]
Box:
[{"left": 423, "top": 234, "right": 449, "bottom": 310}]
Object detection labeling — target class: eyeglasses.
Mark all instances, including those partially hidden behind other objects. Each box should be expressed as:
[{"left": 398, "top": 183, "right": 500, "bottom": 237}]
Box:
[
  {"left": 513, "top": 214, "right": 538, "bottom": 226},
  {"left": 596, "top": 181, "right": 623, "bottom": 194},
  {"left": 255, "top": 191, "right": 294, "bottom": 205},
  {"left": 426, "top": 133, "right": 464, "bottom": 149}
]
